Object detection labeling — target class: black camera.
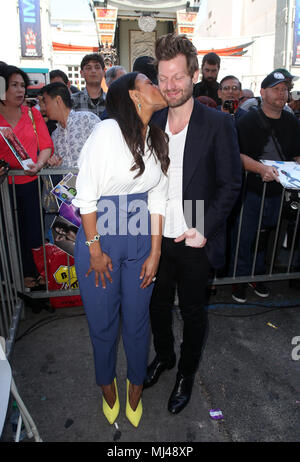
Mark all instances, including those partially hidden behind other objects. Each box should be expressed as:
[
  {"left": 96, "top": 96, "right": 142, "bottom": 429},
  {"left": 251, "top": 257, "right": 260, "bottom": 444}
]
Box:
[{"left": 223, "top": 99, "right": 239, "bottom": 114}]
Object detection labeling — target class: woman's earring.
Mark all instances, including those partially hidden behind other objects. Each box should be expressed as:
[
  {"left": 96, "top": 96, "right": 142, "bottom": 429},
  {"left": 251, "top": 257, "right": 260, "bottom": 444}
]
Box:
[{"left": 137, "top": 102, "right": 141, "bottom": 113}]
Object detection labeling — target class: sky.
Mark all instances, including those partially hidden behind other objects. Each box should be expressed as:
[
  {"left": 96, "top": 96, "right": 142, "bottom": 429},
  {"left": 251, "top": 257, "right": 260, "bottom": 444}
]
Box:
[{"left": 51, "top": 0, "right": 92, "bottom": 20}]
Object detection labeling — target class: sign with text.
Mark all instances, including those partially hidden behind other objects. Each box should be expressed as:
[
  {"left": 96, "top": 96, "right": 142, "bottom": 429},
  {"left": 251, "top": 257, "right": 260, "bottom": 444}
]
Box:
[
  {"left": 19, "top": 0, "right": 42, "bottom": 57},
  {"left": 95, "top": 7, "right": 118, "bottom": 46}
]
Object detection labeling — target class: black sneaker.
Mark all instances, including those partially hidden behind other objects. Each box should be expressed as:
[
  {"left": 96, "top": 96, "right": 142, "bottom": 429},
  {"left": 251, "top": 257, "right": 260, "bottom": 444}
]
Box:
[
  {"left": 248, "top": 282, "right": 269, "bottom": 298},
  {"left": 232, "top": 283, "right": 247, "bottom": 303}
]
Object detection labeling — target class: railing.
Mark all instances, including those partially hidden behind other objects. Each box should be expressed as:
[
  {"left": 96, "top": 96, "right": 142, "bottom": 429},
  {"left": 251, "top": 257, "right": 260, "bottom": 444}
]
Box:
[
  {"left": 1, "top": 168, "right": 300, "bottom": 356},
  {"left": 213, "top": 180, "right": 300, "bottom": 286}
]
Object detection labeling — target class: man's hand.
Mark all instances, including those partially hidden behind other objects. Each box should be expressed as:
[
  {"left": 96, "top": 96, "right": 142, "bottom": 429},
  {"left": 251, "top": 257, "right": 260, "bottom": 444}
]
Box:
[
  {"left": 174, "top": 228, "right": 207, "bottom": 248},
  {"left": 259, "top": 164, "right": 280, "bottom": 182}
]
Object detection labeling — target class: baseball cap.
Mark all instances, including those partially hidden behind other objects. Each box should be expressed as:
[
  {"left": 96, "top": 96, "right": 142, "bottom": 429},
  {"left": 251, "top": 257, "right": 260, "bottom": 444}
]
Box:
[{"left": 261, "top": 71, "right": 287, "bottom": 89}]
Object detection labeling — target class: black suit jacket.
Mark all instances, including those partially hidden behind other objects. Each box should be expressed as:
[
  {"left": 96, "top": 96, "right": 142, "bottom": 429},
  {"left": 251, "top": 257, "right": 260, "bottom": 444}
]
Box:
[{"left": 152, "top": 99, "right": 242, "bottom": 269}]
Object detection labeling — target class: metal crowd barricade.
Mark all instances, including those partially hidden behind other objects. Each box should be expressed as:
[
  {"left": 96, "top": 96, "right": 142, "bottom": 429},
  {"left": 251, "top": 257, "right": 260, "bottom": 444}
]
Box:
[
  {"left": 0, "top": 176, "right": 23, "bottom": 358},
  {"left": 0, "top": 168, "right": 79, "bottom": 356},
  {"left": 213, "top": 176, "right": 300, "bottom": 286}
]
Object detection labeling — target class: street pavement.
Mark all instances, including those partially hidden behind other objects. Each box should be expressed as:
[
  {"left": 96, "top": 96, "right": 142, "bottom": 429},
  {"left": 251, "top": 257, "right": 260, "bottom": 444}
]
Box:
[{"left": 1, "top": 280, "right": 300, "bottom": 445}]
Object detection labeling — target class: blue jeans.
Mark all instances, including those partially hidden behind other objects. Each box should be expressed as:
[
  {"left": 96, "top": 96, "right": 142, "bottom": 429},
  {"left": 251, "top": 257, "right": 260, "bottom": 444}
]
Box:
[{"left": 229, "top": 190, "right": 281, "bottom": 277}]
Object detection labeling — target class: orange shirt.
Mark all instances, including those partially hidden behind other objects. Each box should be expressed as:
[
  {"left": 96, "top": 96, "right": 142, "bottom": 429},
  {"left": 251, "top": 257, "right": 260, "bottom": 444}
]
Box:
[{"left": 0, "top": 106, "right": 53, "bottom": 184}]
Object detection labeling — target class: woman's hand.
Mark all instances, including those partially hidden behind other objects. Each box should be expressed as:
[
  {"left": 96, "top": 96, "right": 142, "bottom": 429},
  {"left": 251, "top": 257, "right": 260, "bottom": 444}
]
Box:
[
  {"left": 86, "top": 251, "right": 113, "bottom": 289},
  {"left": 140, "top": 250, "right": 161, "bottom": 289},
  {"left": 24, "top": 160, "right": 44, "bottom": 176}
]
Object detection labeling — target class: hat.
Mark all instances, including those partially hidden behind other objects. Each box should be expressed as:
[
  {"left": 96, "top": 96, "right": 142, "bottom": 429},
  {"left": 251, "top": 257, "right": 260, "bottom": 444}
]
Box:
[
  {"left": 132, "top": 56, "right": 158, "bottom": 85},
  {"left": 274, "top": 68, "right": 299, "bottom": 81},
  {"left": 261, "top": 71, "right": 287, "bottom": 89}
]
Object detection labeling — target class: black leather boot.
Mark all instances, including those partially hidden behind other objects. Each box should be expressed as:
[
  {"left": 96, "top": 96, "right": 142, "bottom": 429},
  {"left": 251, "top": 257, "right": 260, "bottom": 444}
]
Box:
[
  {"left": 143, "top": 355, "right": 176, "bottom": 389},
  {"left": 167, "top": 372, "right": 195, "bottom": 414}
]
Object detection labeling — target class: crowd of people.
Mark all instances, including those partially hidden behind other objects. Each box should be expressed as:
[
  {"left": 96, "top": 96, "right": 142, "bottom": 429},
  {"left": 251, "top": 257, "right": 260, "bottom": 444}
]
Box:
[{"left": 1, "top": 33, "right": 300, "bottom": 427}]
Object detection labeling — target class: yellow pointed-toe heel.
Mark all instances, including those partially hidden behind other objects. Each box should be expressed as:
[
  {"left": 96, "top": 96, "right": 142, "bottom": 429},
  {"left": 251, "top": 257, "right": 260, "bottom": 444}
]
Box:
[
  {"left": 102, "top": 378, "right": 120, "bottom": 425},
  {"left": 126, "top": 379, "right": 143, "bottom": 428}
]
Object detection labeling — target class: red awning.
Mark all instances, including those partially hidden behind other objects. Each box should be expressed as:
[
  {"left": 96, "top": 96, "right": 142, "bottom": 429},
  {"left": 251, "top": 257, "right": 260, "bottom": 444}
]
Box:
[
  {"left": 52, "top": 42, "right": 99, "bottom": 52},
  {"left": 197, "top": 41, "right": 254, "bottom": 56},
  {"left": 52, "top": 40, "right": 254, "bottom": 56}
]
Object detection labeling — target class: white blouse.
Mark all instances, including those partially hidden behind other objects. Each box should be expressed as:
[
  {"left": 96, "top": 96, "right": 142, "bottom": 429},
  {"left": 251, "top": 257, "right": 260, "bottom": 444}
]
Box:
[{"left": 73, "top": 119, "right": 168, "bottom": 216}]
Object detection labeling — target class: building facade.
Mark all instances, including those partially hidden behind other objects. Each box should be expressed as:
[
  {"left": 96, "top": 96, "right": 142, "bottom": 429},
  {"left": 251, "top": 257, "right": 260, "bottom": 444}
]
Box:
[
  {"left": 194, "top": 0, "right": 300, "bottom": 93},
  {"left": 51, "top": 0, "right": 191, "bottom": 90},
  {"left": 0, "top": 0, "right": 53, "bottom": 85}
]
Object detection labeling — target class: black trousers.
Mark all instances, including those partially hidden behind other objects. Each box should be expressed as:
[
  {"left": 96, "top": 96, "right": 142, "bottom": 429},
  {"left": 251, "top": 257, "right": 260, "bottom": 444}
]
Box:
[
  {"left": 150, "top": 237, "right": 211, "bottom": 376},
  {"left": 10, "top": 180, "right": 43, "bottom": 278}
]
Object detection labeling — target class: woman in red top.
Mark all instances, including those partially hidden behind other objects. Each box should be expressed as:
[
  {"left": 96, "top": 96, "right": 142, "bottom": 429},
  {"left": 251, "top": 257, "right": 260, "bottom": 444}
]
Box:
[{"left": 0, "top": 65, "right": 53, "bottom": 288}]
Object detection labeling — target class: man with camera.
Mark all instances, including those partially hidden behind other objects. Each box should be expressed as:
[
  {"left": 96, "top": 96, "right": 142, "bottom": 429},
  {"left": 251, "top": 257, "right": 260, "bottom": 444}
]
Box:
[
  {"left": 229, "top": 70, "right": 300, "bottom": 303},
  {"left": 217, "top": 75, "right": 247, "bottom": 122}
]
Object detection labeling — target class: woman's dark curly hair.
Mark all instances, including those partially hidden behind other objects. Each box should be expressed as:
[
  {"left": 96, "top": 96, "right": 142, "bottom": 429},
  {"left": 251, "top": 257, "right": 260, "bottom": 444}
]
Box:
[{"left": 105, "top": 72, "right": 169, "bottom": 178}]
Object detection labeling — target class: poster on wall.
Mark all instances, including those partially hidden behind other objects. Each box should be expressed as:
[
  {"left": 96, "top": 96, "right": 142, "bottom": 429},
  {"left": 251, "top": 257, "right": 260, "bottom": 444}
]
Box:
[
  {"left": 19, "top": 0, "right": 42, "bottom": 57},
  {"left": 293, "top": 0, "right": 300, "bottom": 65}
]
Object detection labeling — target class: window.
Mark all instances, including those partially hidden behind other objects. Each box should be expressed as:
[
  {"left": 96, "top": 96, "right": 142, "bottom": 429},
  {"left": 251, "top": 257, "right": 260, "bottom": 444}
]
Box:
[{"left": 67, "top": 65, "right": 85, "bottom": 90}]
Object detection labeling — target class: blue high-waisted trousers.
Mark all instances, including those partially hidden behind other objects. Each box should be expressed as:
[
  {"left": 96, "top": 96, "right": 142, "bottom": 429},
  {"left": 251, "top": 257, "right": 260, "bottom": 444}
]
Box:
[{"left": 75, "top": 193, "right": 153, "bottom": 386}]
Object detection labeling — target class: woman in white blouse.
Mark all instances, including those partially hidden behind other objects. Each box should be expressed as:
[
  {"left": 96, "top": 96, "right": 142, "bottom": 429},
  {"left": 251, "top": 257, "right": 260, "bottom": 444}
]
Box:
[{"left": 73, "top": 72, "right": 169, "bottom": 427}]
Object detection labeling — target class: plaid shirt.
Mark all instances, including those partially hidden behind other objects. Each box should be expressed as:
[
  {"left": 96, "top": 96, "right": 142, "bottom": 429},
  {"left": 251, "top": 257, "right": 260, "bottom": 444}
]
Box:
[{"left": 71, "top": 87, "right": 106, "bottom": 117}]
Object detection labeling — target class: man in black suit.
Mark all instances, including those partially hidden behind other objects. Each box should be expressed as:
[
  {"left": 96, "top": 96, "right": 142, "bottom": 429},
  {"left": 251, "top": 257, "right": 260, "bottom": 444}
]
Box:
[{"left": 144, "top": 34, "right": 242, "bottom": 414}]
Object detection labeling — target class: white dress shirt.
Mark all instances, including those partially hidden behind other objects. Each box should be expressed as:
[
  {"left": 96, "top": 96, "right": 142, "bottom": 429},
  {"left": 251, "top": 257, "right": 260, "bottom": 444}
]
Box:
[
  {"left": 163, "top": 120, "right": 189, "bottom": 238},
  {"left": 73, "top": 119, "right": 168, "bottom": 217}
]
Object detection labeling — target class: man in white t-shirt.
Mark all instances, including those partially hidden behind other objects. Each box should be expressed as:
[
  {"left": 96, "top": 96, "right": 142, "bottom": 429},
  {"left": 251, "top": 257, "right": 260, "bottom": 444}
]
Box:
[{"left": 143, "top": 34, "right": 242, "bottom": 415}]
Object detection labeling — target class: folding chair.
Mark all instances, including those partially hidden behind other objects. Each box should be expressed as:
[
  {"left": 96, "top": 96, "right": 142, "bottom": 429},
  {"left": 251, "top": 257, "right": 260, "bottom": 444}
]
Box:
[{"left": 0, "top": 337, "right": 42, "bottom": 442}]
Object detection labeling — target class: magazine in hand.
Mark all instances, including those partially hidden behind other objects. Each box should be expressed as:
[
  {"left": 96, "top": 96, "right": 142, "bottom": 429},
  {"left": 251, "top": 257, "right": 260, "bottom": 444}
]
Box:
[
  {"left": 260, "top": 160, "right": 300, "bottom": 190},
  {"left": 0, "top": 127, "right": 34, "bottom": 169}
]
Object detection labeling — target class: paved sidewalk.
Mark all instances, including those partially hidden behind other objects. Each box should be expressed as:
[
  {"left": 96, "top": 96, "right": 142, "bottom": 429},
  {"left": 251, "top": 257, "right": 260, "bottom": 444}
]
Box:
[{"left": 1, "top": 281, "right": 300, "bottom": 443}]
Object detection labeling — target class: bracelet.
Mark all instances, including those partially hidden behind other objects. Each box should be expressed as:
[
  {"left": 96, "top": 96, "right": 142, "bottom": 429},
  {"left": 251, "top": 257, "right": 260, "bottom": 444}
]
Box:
[{"left": 85, "top": 234, "right": 100, "bottom": 247}]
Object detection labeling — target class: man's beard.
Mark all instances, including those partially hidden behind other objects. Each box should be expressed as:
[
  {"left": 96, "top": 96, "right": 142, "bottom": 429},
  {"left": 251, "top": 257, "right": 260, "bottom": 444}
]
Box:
[
  {"left": 204, "top": 77, "right": 217, "bottom": 85},
  {"left": 163, "top": 83, "right": 193, "bottom": 108}
]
